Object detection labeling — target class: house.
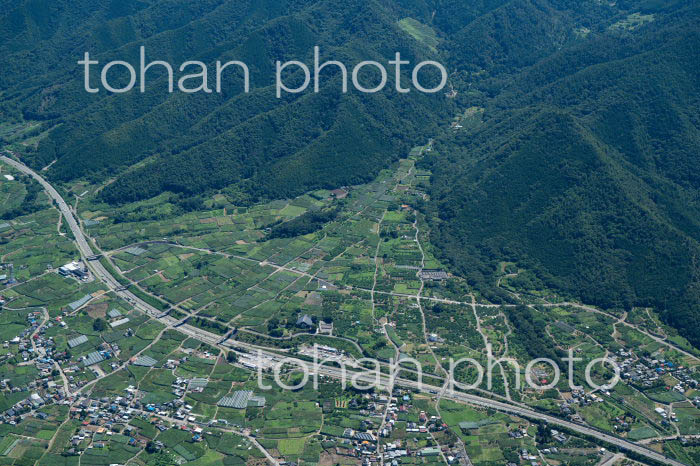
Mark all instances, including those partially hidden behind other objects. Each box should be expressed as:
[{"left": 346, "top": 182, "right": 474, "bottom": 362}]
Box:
[
  {"left": 319, "top": 321, "right": 333, "bottom": 334},
  {"left": 330, "top": 188, "right": 348, "bottom": 199},
  {"left": 296, "top": 314, "right": 314, "bottom": 329},
  {"left": 59, "top": 261, "right": 88, "bottom": 279}
]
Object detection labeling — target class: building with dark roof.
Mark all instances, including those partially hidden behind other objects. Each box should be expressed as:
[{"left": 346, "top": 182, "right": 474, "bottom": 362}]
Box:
[{"left": 296, "top": 314, "right": 314, "bottom": 328}]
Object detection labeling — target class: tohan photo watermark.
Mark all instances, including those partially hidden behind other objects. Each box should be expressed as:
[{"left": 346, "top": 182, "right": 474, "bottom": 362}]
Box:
[
  {"left": 252, "top": 344, "right": 621, "bottom": 393},
  {"left": 78, "top": 46, "right": 448, "bottom": 97}
]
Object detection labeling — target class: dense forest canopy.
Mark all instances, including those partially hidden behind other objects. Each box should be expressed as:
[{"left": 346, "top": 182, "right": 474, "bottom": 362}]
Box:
[
  {"left": 423, "top": 3, "right": 700, "bottom": 346},
  {"left": 2, "top": 0, "right": 700, "bottom": 346}
]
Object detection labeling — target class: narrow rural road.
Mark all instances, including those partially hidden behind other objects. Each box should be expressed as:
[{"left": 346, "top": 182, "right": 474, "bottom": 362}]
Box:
[
  {"left": 539, "top": 302, "right": 698, "bottom": 361},
  {"left": 1, "top": 153, "right": 179, "bottom": 324},
  {"left": 0, "top": 153, "right": 690, "bottom": 466}
]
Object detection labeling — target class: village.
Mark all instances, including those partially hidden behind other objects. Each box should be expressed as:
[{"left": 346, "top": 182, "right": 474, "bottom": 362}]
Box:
[{"left": 0, "top": 151, "right": 699, "bottom": 465}]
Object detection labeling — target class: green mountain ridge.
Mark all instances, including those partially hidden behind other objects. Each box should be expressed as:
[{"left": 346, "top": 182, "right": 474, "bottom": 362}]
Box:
[
  {"left": 2, "top": 0, "right": 700, "bottom": 345},
  {"left": 426, "top": 5, "right": 700, "bottom": 344},
  {"left": 6, "top": 0, "right": 454, "bottom": 202}
]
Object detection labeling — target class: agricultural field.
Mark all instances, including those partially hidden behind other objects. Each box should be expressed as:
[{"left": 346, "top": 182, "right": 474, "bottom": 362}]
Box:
[
  {"left": 0, "top": 149, "right": 699, "bottom": 466},
  {"left": 437, "top": 399, "right": 601, "bottom": 466},
  {"left": 0, "top": 162, "right": 77, "bottom": 290},
  {"left": 69, "top": 157, "right": 461, "bottom": 372},
  {"left": 397, "top": 18, "right": 440, "bottom": 53}
]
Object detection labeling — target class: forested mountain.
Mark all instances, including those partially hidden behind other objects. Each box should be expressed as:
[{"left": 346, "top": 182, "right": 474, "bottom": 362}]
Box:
[
  {"left": 0, "top": 0, "right": 456, "bottom": 202},
  {"left": 424, "top": 2, "right": 700, "bottom": 345},
  {"left": 2, "top": 0, "right": 700, "bottom": 344}
]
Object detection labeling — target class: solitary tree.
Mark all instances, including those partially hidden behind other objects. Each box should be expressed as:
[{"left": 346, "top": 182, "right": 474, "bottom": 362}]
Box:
[{"left": 93, "top": 318, "right": 106, "bottom": 332}]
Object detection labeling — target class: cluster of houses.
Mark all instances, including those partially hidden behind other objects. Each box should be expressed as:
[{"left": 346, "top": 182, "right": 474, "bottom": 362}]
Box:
[
  {"left": 0, "top": 315, "right": 105, "bottom": 426},
  {"left": 379, "top": 394, "right": 461, "bottom": 466},
  {"left": 319, "top": 393, "right": 385, "bottom": 464},
  {"left": 611, "top": 413, "right": 642, "bottom": 432},
  {"left": 171, "top": 375, "right": 209, "bottom": 398},
  {"left": 511, "top": 430, "right": 568, "bottom": 466},
  {"left": 318, "top": 389, "right": 467, "bottom": 466},
  {"left": 383, "top": 442, "right": 445, "bottom": 466},
  {"left": 556, "top": 348, "right": 700, "bottom": 427},
  {"left": 549, "top": 429, "right": 568, "bottom": 444},
  {"left": 0, "top": 362, "right": 266, "bottom": 455},
  {"left": 0, "top": 311, "right": 106, "bottom": 395},
  {"left": 71, "top": 394, "right": 139, "bottom": 427},
  {"left": 61, "top": 390, "right": 208, "bottom": 455},
  {"left": 538, "top": 446, "right": 561, "bottom": 456},
  {"left": 516, "top": 448, "right": 541, "bottom": 464},
  {"left": 612, "top": 349, "right": 697, "bottom": 392},
  {"left": 0, "top": 389, "right": 52, "bottom": 425},
  {"left": 71, "top": 386, "right": 203, "bottom": 431},
  {"left": 506, "top": 426, "right": 528, "bottom": 440},
  {"left": 0, "top": 372, "right": 69, "bottom": 425},
  {"left": 380, "top": 399, "right": 445, "bottom": 438},
  {"left": 0, "top": 310, "right": 143, "bottom": 426},
  {"left": 558, "top": 388, "right": 606, "bottom": 421},
  {"left": 508, "top": 430, "right": 606, "bottom": 466},
  {"left": 2, "top": 310, "right": 53, "bottom": 362},
  {"left": 62, "top": 425, "right": 136, "bottom": 457},
  {"left": 653, "top": 406, "right": 678, "bottom": 422}
]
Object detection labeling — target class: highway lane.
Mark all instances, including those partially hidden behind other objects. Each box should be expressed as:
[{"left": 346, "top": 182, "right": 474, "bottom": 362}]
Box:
[
  {"left": 217, "top": 343, "right": 685, "bottom": 466},
  {"left": 285, "top": 363, "right": 686, "bottom": 466},
  {"left": 2, "top": 154, "right": 179, "bottom": 320},
  {"left": 1, "top": 153, "right": 687, "bottom": 466}
]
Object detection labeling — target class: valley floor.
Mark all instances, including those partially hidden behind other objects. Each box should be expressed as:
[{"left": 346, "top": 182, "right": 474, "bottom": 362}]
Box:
[{"left": 1, "top": 147, "right": 699, "bottom": 466}]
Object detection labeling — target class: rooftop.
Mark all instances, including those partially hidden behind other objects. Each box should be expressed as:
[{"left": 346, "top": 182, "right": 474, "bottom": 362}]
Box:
[
  {"left": 218, "top": 391, "right": 253, "bottom": 409},
  {"left": 132, "top": 355, "right": 158, "bottom": 367},
  {"left": 83, "top": 351, "right": 105, "bottom": 367},
  {"left": 67, "top": 335, "right": 89, "bottom": 348}
]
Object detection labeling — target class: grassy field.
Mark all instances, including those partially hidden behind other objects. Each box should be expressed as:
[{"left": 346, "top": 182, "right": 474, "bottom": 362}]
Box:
[{"left": 398, "top": 18, "right": 439, "bottom": 52}]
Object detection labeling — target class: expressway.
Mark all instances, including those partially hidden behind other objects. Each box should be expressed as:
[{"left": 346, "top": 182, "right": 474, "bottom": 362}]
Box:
[
  {"left": 1, "top": 154, "right": 180, "bottom": 326},
  {"left": 0, "top": 153, "right": 688, "bottom": 466},
  {"left": 234, "top": 348, "right": 686, "bottom": 466}
]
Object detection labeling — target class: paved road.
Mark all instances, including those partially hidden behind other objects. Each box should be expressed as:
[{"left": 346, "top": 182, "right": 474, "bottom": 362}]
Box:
[
  {"left": 599, "top": 452, "right": 623, "bottom": 466},
  {"left": 227, "top": 346, "right": 686, "bottom": 466},
  {"left": 1, "top": 154, "right": 688, "bottom": 466},
  {"left": 2, "top": 153, "right": 178, "bottom": 323}
]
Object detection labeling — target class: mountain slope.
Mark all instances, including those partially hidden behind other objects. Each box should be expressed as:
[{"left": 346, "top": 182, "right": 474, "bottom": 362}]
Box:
[
  {"left": 2, "top": 0, "right": 700, "bottom": 344},
  {"left": 0, "top": 0, "right": 457, "bottom": 202},
  {"left": 426, "top": 6, "right": 700, "bottom": 345}
]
